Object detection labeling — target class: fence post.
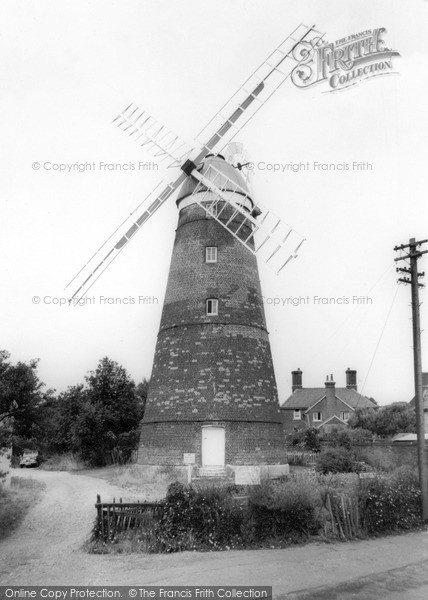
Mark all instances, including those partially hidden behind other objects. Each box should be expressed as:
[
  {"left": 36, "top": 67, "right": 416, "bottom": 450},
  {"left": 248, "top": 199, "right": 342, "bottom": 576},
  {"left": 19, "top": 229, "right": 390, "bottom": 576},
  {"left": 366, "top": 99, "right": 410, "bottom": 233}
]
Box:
[
  {"left": 96, "top": 494, "right": 101, "bottom": 527},
  {"left": 326, "top": 494, "right": 336, "bottom": 537},
  {"left": 106, "top": 505, "right": 110, "bottom": 539},
  {"left": 96, "top": 494, "right": 105, "bottom": 539}
]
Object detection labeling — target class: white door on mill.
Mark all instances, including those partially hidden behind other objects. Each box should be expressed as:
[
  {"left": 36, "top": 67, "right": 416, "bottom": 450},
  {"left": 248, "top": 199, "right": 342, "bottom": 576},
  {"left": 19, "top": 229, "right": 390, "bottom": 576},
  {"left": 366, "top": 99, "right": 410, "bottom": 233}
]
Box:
[{"left": 202, "top": 427, "right": 225, "bottom": 467}]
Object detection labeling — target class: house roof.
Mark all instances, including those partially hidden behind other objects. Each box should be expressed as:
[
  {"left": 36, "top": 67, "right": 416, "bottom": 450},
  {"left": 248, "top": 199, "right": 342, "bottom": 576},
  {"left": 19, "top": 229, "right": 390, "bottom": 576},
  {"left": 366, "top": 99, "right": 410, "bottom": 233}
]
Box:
[
  {"left": 409, "top": 388, "right": 428, "bottom": 408},
  {"left": 391, "top": 433, "right": 428, "bottom": 442},
  {"left": 280, "top": 387, "right": 376, "bottom": 411},
  {"left": 318, "top": 415, "right": 348, "bottom": 427}
]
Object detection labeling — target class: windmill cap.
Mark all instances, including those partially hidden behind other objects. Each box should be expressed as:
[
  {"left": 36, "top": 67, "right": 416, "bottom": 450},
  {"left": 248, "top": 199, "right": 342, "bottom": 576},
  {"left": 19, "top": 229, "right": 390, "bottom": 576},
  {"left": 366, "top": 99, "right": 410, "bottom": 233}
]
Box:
[{"left": 176, "top": 154, "right": 253, "bottom": 206}]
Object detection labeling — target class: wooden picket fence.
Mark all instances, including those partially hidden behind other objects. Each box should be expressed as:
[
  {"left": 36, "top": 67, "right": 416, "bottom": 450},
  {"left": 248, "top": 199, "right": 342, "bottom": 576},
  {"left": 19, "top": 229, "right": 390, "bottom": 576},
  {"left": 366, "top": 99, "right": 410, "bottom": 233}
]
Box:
[
  {"left": 285, "top": 450, "right": 319, "bottom": 466},
  {"left": 95, "top": 494, "right": 164, "bottom": 541},
  {"left": 95, "top": 487, "right": 366, "bottom": 543},
  {"left": 324, "top": 493, "right": 361, "bottom": 538}
]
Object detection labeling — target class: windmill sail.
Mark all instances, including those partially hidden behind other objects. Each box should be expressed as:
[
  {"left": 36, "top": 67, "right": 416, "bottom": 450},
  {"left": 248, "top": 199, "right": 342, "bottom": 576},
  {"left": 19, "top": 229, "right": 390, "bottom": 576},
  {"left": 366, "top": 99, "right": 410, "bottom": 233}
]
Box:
[
  {"left": 66, "top": 173, "right": 187, "bottom": 301},
  {"left": 114, "top": 24, "right": 324, "bottom": 171},
  {"left": 187, "top": 160, "right": 305, "bottom": 274},
  {"left": 195, "top": 23, "right": 324, "bottom": 155},
  {"left": 67, "top": 23, "right": 321, "bottom": 298},
  {"left": 113, "top": 104, "right": 194, "bottom": 168}
]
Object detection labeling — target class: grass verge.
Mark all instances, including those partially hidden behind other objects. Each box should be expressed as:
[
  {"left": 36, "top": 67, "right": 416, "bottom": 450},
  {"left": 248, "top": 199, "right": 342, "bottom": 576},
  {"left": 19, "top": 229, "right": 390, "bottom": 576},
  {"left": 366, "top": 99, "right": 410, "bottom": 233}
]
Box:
[
  {"left": 0, "top": 479, "right": 45, "bottom": 539},
  {"left": 40, "top": 453, "right": 86, "bottom": 471}
]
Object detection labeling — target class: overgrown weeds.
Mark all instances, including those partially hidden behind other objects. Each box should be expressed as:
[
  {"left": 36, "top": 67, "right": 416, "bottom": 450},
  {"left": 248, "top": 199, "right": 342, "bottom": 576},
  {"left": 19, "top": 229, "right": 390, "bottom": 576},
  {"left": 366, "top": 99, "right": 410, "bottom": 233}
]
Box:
[
  {"left": 359, "top": 468, "right": 422, "bottom": 534},
  {"left": 87, "top": 469, "right": 425, "bottom": 554},
  {"left": 40, "top": 453, "right": 86, "bottom": 471},
  {"left": 248, "top": 478, "right": 321, "bottom": 542}
]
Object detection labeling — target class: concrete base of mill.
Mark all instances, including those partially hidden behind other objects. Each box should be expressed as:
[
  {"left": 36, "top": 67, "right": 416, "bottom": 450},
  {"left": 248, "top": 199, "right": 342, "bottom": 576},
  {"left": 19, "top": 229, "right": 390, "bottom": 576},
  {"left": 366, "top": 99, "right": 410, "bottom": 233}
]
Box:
[
  {"left": 134, "top": 463, "right": 289, "bottom": 486},
  {"left": 232, "top": 464, "right": 289, "bottom": 484}
]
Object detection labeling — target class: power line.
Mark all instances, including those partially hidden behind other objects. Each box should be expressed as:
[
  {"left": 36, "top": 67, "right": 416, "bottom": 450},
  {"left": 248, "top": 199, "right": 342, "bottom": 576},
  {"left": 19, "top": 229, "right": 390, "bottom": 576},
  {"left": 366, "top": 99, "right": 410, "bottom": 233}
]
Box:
[
  {"left": 360, "top": 283, "right": 400, "bottom": 397},
  {"left": 301, "top": 263, "right": 396, "bottom": 367}
]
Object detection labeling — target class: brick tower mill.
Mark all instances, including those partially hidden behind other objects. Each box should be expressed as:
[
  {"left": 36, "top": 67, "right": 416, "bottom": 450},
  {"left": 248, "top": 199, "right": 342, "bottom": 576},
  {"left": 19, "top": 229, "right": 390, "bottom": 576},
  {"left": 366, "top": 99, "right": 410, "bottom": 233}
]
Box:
[{"left": 138, "top": 154, "right": 289, "bottom": 482}]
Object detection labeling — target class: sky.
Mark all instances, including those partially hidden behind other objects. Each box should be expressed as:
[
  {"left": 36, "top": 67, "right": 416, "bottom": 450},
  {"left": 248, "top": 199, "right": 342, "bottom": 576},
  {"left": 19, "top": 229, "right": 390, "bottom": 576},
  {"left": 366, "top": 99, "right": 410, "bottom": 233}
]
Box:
[{"left": 1, "top": 0, "right": 428, "bottom": 406}]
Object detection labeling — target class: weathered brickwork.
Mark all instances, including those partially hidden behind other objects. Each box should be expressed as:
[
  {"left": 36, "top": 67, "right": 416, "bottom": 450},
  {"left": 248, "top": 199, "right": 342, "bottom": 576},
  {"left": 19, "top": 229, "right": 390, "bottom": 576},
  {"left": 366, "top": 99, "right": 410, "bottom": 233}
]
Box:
[
  {"left": 159, "top": 213, "right": 264, "bottom": 329},
  {"left": 139, "top": 155, "right": 286, "bottom": 467},
  {"left": 143, "top": 323, "right": 279, "bottom": 422},
  {"left": 139, "top": 422, "right": 202, "bottom": 465},
  {"left": 138, "top": 421, "right": 286, "bottom": 465}
]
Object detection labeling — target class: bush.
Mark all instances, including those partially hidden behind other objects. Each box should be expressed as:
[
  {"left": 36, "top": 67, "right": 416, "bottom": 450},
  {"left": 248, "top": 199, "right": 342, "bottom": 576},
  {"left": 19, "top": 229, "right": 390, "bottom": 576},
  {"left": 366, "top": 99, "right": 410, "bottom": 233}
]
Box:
[
  {"left": 155, "top": 480, "right": 321, "bottom": 550},
  {"left": 304, "top": 428, "right": 322, "bottom": 452},
  {"left": 360, "top": 471, "right": 422, "bottom": 534},
  {"left": 316, "top": 448, "right": 355, "bottom": 474},
  {"left": 354, "top": 447, "right": 399, "bottom": 473},
  {"left": 248, "top": 479, "right": 321, "bottom": 541},
  {"left": 155, "top": 483, "right": 247, "bottom": 551},
  {"left": 286, "top": 429, "right": 305, "bottom": 448},
  {"left": 87, "top": 470, "right": 425, "bottom": 554},
  {"left": 287, "top": 427, "right": 321, "bottom": 452},
  {"left": 348, "top": 428, "right": 374, "bottom": 444},
  {"left": 316, "top": 472, "right": 360, "bottom": 497},
  {"left": 322, "top": 429, "right": 352, "bottom": 450}
]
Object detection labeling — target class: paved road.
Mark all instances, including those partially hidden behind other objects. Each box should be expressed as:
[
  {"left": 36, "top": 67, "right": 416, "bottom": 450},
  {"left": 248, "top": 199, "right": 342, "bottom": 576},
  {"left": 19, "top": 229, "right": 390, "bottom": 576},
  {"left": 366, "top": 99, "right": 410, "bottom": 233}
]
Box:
[{"left": 1, "top": 468, "right": 428, "bottom": 598}]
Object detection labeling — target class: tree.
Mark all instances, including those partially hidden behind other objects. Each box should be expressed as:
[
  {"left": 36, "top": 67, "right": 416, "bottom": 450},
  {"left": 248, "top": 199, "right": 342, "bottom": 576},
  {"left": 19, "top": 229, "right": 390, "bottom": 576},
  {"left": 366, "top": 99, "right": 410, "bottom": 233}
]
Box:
[
  {"left": 315, "top": 447, "right": 355, "bottom": 474},
  {"left": 286, "top": 427, "right": 321, "bottom": 452},
  {"left": 303, "top": 427, "right": 321, "bottom": 452},
  {"left": 74, "top": 357, "right": 144, "bottom": 465},
  {"left": 135, "top": 377, "right": 149, "bottom": 414},
  {"left": 0, "top": 350, "right": 45, "bottom": 452},
  {"left": 348, "top": 407, "right": 378, "bottom": 433},
  {"left": 349, "top": 403, "right": 416, "bottom": 438},
  {"left": 322, "top": 428, "right": 353, "bottom": 450},
  {"left": 36, "top": 385, "right": 86, "bottom": 455},
  {"left": 1, "top": 351, "right": 149, "bottom": 465},
  {"left": 0, "top": 351, "right": 43, "bottom": 427}
]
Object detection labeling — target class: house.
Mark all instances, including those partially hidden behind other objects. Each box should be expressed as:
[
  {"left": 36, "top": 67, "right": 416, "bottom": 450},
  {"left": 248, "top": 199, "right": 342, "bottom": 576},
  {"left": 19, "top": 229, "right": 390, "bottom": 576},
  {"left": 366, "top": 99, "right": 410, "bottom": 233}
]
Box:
[
  {"left": 409, "top": 372, "right": 428, "bottom": 433},
  {"left": 280, "top": 368, "right": 377, "bottom": 434},
  {"left": 392, "top": 433, "right": 428, "bottom": 443}
]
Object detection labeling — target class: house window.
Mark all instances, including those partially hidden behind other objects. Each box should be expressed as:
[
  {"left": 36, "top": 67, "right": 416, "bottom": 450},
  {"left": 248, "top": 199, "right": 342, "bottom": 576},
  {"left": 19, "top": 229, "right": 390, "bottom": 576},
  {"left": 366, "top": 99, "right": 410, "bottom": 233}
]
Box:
[
  {"left": 313, "top": 412, "right": 322, "bottom": 422},
  {"left": 341, "top": 412, "right": 350, "bottom": 422},
  {"left": 206, "top": 247, "right": 217, "bottom": 263},
  {"left": 206, "top": 298, "right": 218, "bottom": 316},
  {"left": 293, "top": 409, "right": 302, "bottom": 420}
]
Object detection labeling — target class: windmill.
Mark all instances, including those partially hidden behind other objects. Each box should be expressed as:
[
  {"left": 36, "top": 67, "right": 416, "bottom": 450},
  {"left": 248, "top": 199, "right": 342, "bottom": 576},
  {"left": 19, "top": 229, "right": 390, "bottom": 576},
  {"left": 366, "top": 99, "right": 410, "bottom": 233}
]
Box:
[{"left": 68, "top": 24, "right": 324, "bottom": 481}]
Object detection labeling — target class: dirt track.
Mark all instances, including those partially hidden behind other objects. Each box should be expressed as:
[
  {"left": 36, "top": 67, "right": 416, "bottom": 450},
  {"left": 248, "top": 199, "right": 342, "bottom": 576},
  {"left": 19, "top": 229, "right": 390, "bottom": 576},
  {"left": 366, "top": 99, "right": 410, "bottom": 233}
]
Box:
[{"left": 1, "top": 468, "right": 428, "bottom": 598}]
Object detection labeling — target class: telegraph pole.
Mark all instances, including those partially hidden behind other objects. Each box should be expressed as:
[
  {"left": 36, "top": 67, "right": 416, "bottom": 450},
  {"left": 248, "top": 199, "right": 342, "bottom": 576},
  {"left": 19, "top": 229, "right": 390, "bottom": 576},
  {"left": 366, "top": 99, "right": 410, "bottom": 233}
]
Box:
[{"left": 394, "top": 237, "right": 428, "bottom": 521}]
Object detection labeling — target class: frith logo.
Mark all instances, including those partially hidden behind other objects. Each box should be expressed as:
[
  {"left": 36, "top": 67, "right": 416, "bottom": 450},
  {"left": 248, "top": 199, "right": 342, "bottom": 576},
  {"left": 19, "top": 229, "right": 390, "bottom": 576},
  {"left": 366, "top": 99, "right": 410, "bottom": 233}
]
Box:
[{"left": 292, "top": 28, "right": 400, "bottom": 92}]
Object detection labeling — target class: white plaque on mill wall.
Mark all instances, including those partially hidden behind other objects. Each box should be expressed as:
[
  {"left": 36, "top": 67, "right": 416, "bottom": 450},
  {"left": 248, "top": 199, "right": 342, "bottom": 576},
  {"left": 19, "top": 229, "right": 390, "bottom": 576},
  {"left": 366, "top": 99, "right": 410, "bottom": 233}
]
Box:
[{"left": 183, "top": 453, "right": 195, "bottom": 464}]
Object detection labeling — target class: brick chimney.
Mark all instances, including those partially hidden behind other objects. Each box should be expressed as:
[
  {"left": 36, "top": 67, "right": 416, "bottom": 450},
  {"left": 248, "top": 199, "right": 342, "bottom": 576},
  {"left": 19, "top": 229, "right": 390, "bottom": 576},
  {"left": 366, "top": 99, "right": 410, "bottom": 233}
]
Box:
[
  {"left": 324, "top": 374, "right": 336, "bottom": 418},
  {"left": 292, "top": 368, "right": 303, "bottom": 392},
  {"left": 346, "top": 368, "right": 357, "bottom": 390}
]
